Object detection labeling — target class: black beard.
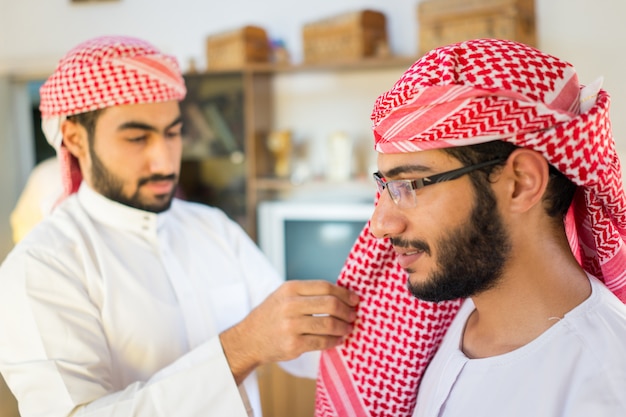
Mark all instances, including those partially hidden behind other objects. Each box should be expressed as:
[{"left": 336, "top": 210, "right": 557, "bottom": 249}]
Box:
[
  {"left": 89, "top": 146, "right": 177, "bottom": 213},
  {"left": 404, "top": 183, "right": 511, "bottom": 302}
]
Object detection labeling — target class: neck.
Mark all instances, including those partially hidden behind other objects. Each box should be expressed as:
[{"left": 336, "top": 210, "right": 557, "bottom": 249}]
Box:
[{"left": 461, "top": 237, "right": 591, "bottom": 359}]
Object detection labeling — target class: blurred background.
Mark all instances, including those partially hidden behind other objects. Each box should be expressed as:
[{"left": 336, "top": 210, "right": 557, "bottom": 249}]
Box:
[{"left": 1, "top": 1, "right": 625, "bottom": 416}]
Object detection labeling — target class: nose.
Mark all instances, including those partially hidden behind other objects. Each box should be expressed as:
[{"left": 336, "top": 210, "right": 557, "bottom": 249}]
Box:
[
  {"left": 369, "top": 191, "right": 406, "bottom": 239},
  {"left": 148, "top": 135, "right": 178, "bottom": 174}
]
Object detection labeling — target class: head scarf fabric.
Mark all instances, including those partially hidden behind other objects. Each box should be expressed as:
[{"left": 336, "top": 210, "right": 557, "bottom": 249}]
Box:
[
  {"left": 315, "top": 38, "right": 626, "bottom": 417},
  {"left": 39, "top": 35, "right": 187, "bottom": 199}
]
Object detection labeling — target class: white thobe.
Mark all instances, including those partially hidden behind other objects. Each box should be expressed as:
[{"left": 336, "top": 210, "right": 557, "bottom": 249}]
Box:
[
  {"left": 0, "top": 183, "right": 317, "bottom": 417},
  {"left": 413, "top": 275, "right": 626, "bottom": 417}
]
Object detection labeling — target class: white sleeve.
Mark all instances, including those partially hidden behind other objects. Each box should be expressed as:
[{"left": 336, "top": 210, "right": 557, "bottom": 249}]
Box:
[
  {"left": 0, "top": 248, "right": 248, "bottom": 417},
  {"left": 218, "top": 211, "right": 322, "bottom": 380},
  {"left": 79, "top": 338, "right": 248, "bottom": 417}
]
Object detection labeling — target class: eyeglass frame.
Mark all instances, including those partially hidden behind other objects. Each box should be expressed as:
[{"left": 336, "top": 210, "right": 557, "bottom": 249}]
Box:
[{"left": 373, "top": 158, "right": 507, "bottom": 208}]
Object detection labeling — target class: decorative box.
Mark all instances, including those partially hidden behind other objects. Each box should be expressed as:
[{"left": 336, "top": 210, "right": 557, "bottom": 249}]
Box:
[
  {"left": 302, "top": 10, "right": 388, "bottom": 64},
  {"left": 417, "top": 0, "right": 536, "bottom": 56},
  {"left": 206, "top": 25, "right": 270, "bottom": 69}
]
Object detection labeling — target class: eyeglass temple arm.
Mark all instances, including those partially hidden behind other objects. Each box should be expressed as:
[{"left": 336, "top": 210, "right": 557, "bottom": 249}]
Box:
[{"left": 426, "top": 158, "right": 507, "bottom": 184}]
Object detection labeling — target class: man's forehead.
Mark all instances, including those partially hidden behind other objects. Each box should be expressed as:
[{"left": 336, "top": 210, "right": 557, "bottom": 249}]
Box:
[
  {"left": 98, "top": 101, "right": 180, "bottom": 118},
  {"left": 377, "top": 149, "right": 459, "bottom": 177},
  {"left": 93, "top": 101, "right": 181, "bottom": 131}
]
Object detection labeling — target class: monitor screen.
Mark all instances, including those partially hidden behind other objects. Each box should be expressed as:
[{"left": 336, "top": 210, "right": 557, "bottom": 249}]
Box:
[
  {"left": 257, "top": 200, "right": 374, "bottom": 283},
  {"left": 284, "top": 219, "right": 367, "bottom": 282}
]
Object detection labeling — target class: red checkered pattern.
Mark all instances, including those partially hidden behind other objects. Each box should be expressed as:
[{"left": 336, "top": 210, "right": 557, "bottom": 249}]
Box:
[
  {"left": 316, "top": 225, "right": 461, "bottom": 416},
  {"left": 39, "top": 36, "right": 187, "bottom": 199},
  {"left": 40, "top": 35, "right": 186, "bottom": 118},
  {"left": 316, "top": 39, "right": 626, "bottom": 417}
]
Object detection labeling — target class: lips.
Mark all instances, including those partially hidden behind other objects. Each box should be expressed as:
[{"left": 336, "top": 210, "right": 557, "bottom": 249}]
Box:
[
  {"left": 395, "top": 248, "right": 424, "bottom": 269},
  {"left": 143, "top": 180, "right": 174, "bottom": 195}
]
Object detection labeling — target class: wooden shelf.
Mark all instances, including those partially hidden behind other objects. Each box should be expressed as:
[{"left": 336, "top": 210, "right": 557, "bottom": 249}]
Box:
[
  {"left": 180, "top": 57, "right": 407, "bottom": 238},
  {"left": 255, "top": 176, "right": 372, "bottom": 189},
  {"left": 276, "top": 55, "right": 418, "bottom": 72},
  {"left": 254, "top": 177, "right": 294, "bottom": 191},
  {"left": 185, "top": 55, "right": 418, "bottom": 76}
]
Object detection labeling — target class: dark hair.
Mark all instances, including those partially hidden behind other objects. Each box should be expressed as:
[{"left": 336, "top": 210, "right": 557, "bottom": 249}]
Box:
[
  {"left": 441, "top": 141, "right": 577, "bottom": 219},
  {"left": 65, "top": 109, "right": 104, "bottom": 143}
]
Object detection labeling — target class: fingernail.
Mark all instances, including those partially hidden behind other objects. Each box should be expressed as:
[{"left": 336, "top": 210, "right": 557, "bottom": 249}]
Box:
[{"left": 350, "top": 293, "right": 360, "bottom": 305}]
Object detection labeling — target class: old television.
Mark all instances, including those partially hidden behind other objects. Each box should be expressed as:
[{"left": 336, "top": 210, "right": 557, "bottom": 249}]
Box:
[{"left": 257, "top": 200, "right": 374, "bottom": 282}]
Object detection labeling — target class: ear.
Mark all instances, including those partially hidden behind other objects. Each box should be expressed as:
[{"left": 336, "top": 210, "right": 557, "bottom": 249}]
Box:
[
  {"left": 60, "top": 119, "right": 89, "bottom": 160},
  {"left": 503, "top": 148, "right": 550, "bottom": 214}
]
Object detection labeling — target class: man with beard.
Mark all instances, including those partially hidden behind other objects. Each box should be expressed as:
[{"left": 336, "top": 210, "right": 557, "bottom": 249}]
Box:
[
  {"left": 0, "top": 36, "right": 358, "bottom": 417},
  {"left": 315, "top": 39, "right": 626, "bottom": 416}
]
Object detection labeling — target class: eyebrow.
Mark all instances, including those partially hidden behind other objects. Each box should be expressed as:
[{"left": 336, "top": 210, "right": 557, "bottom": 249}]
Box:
[
  {"left": 117, "top": 116, "right": 183, "bottom": 133},
  {"left": 380, "top": 164, "right": 435, "bottom": 178}
]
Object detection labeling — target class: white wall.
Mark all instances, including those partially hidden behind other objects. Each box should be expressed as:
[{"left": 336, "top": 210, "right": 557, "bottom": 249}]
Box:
[
  {"left": 0, "top": 0, "right": 419, "bottom": 74},
  {"left": 536, "top": 0, "right": 626, "bottom": 159},
  {"left": 0, "top": 0, "right": 625, "bottom": 261}
]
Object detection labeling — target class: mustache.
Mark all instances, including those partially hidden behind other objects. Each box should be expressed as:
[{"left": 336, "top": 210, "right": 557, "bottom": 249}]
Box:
[
  {"left": 390, "top": 237, "right": 431, "bottom": 256},
  {"left": 138, "top": 173, "right": 177, "bottom": 187}
]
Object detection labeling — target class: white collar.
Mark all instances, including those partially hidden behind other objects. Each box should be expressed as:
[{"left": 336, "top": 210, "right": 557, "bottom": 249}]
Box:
[{"left": 76, "top": 182, "right": 170, "bottom": 239}]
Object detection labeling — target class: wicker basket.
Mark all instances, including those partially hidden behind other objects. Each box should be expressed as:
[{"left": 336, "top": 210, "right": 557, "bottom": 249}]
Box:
[
  {"left": 206, "top": 25, "right": 270, "bottom": 69},
  {"left": 302, "top": 10, "right": 388, "bottom": 64},
  {"left": 417, "top": 0, "right": 536, "bottom": 56}
]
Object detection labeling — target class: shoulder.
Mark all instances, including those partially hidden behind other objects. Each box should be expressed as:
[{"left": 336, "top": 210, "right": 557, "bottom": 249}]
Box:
[
  {"left": 15, "top": 195, "right": 83, "bottom": 247},
  {"left": 4, "top": 193, "right": 96, "bottom": 266},
  {"left": 575, "top": 277, "right": 626, "bottom": 341},
  {"left": 566, "top": 361, "right": 626, "bottom": 414},
  {"left": 0, "top": 197, "right": 89, "bottom": 297},
  {"left": 559, "top": 278, "right": 626, "bottom": 372}
]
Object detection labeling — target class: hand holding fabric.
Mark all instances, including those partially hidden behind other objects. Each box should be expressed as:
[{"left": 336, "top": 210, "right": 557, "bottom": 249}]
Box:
[{"left": 219, "top": 280, "right": 359, "bottom": 384}]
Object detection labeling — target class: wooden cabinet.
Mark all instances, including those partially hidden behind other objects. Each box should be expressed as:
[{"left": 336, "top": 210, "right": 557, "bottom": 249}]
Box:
[
  {"left": 258, "top": 363, "right": 318, "bottom": 417},
  {"left": 180, "top": 56, "right": 416, "bottom": 240},
  {"left": 180, "top": 68, "right": 273, "bottom": 237}
]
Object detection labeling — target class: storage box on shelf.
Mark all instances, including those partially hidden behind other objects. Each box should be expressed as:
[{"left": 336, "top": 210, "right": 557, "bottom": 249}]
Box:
[
  {"left": 206, "top": 25, "right": 271, "bottom": 69},
  {"left": 417, "top": 0, "right": 536, "bottom": 55},
  {"left": 302, "top": 9, "right": 389, "bottom": 64}
]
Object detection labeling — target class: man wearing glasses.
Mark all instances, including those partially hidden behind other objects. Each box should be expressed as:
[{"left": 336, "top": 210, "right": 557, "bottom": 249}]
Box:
[{"left": 316, "top": 38, "right": 626, "bottom": 416}]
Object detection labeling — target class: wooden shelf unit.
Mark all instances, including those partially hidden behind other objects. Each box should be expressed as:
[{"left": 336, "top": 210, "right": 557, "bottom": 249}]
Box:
[{"left": 180, "top": 56, "right": 417, "bottom": 240}]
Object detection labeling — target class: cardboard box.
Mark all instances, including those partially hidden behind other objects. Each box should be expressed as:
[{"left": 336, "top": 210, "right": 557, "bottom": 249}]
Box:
[
  {"left": 206, "top": 25, "right": 270, "bottom": 69},
  {"left": 302, "top": 10, "right": 388, "bottom": 64},
  {"left": 417, "top": 0, "right": 536, "bottom": 55}
]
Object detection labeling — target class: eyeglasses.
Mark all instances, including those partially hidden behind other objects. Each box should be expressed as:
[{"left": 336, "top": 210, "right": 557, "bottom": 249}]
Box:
[{"left": 373, "top": 158, "right": 506, "bottom": 209}]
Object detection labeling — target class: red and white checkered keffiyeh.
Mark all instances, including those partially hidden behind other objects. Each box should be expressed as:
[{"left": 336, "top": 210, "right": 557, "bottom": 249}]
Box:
[
  {"left": 39, "top": 35, "right": 187, "bottom": 200},
  {"left": 316, "top": 39, "right": 626, "bottom": 417}
]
